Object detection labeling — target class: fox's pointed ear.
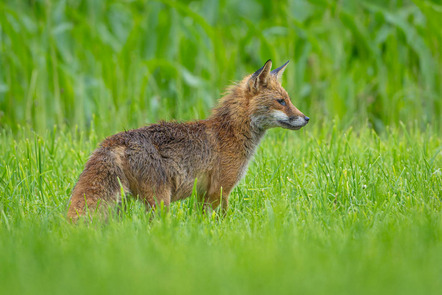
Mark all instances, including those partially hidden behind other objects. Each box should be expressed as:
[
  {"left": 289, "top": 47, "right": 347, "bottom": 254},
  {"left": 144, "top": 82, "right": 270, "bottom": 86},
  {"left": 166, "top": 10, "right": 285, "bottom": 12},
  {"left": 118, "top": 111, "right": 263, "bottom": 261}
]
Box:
[
  {"left": 271, "top": 60, "right": 289, "bottom": 82},
  {"left": 248, "top": 59, "right": 272, "bottom": 92}
]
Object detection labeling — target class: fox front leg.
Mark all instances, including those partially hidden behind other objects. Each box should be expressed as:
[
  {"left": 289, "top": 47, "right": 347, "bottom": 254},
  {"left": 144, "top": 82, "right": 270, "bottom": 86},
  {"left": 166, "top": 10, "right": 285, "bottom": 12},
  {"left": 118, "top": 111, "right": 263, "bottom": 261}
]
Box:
[
  {"left": 138, "top": 185, "right": 172, "bottom": 214},
  {"left": 203, "top": 188, "right": 230, "bottom": 217}
]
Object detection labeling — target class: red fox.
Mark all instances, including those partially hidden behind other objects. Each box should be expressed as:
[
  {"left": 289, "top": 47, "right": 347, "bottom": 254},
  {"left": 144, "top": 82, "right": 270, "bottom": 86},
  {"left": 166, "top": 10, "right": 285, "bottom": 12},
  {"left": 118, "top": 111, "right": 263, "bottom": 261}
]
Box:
[{"left": 67, "top": 60, "right": 309, "bottom": 221}]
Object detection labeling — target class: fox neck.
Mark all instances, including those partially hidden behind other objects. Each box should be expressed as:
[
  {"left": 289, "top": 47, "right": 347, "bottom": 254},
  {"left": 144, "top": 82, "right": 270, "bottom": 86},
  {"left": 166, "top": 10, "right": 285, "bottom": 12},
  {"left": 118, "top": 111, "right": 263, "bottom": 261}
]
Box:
[{"left": 209, "top": 89, "right": 266, "bottom": 159}]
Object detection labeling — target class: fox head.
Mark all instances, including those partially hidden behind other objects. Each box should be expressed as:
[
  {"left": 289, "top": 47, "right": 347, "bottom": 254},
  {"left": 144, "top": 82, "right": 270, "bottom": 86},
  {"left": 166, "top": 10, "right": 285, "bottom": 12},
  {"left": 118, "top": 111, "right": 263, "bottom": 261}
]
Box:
[{"left": 244, "top": 59, "right": 309, "bottom": 131}]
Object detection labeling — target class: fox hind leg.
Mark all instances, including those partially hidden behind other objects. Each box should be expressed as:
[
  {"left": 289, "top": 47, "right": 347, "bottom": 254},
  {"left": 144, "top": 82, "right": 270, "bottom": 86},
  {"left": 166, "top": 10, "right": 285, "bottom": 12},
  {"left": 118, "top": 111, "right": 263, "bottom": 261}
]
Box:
[{"left": 67, "top": 149, "right": 128, "bottom": 222}]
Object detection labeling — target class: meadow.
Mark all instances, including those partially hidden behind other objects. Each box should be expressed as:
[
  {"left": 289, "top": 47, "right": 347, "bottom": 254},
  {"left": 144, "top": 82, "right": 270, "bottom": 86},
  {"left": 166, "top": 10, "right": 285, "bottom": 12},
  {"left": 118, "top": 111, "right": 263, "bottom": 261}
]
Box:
[{"left": 0, "top": 0, "right": 441, "bottom": 294}]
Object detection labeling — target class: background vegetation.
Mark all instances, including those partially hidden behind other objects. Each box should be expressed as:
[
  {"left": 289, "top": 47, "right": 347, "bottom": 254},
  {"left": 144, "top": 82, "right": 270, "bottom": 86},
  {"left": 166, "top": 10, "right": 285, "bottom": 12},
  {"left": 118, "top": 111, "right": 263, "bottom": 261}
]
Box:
[
  {"left": 0, "top": 0, "right": 441, "bottom": 294},
  {"left": 1, "top": 0, "right": 441, "bottom": 133}
]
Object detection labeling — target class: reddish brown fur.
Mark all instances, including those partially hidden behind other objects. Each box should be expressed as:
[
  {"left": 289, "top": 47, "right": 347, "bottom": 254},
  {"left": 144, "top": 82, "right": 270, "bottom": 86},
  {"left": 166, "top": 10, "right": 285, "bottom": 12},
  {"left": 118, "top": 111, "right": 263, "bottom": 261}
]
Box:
[{"left": 67, "top": 60, "right": 309, "bottom": 221}]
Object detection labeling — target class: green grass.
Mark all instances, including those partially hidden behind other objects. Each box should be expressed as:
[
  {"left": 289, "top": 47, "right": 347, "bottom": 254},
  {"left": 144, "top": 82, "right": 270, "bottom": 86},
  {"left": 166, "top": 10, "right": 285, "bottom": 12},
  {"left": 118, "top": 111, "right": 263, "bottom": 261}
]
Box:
[
  {"left": 1, "top": 0, "right": 442, "bottom": 294},
  {"left": 0, "top": 123, "right": 441, "bottom": 294}
]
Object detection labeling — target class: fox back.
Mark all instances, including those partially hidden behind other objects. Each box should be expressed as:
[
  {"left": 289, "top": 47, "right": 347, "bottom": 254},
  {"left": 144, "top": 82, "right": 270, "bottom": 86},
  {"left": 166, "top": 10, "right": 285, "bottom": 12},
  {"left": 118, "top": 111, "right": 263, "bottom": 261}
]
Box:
[{"left": 67, "top": 60, "right": 309, "bottom": 221}]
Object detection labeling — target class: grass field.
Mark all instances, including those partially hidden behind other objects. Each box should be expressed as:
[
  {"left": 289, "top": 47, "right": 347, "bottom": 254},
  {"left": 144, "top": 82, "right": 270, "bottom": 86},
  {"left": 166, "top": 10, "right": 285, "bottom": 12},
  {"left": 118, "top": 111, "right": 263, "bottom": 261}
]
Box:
[
  {"left": 1, "top": 0, "right": 442, "bottom": 294},
  {"left": 1, "top": 124, "right": 441, "bottom": 294}
]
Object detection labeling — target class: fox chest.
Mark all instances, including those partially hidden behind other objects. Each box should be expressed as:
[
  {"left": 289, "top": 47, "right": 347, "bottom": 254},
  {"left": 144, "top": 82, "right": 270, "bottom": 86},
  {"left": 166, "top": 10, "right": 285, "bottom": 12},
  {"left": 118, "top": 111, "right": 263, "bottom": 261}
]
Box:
[{"left": 236, "top": 161, "right": 251, "bottom": 184}]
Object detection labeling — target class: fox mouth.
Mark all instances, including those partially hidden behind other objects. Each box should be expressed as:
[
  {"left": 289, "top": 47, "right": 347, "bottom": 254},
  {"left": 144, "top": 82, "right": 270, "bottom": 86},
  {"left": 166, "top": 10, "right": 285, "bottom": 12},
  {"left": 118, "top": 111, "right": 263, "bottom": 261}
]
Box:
[{"left": 277, "top": 120, "right": 303, "bottom": 130}]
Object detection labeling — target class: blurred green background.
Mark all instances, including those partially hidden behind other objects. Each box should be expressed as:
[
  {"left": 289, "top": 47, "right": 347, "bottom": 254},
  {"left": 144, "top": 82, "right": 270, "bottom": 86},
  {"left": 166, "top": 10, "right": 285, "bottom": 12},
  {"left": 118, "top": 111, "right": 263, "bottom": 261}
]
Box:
[{"left": 1, "top": 0, "right": 441, "bottom": 134}]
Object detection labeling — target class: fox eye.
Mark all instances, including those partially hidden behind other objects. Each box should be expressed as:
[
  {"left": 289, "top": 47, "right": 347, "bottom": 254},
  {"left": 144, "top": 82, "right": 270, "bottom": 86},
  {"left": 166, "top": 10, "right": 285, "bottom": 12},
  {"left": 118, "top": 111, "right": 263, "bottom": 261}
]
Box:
[{"left": 277, "top": 99, "right": 286, "bottom": 106}]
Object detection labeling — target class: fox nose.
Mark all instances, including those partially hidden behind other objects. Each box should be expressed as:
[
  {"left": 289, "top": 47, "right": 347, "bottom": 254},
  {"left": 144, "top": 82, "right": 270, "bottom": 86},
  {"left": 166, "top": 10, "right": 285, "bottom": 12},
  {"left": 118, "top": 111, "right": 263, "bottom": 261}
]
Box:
[{"left": 304, "top": 116, "right": 310, "bottom": 122}]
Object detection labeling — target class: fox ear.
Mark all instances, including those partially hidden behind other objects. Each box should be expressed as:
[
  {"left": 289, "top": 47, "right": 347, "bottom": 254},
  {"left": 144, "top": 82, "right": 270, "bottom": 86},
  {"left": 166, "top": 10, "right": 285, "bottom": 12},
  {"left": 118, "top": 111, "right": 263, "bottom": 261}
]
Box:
[
  {"left": 271, "top": 60, "right": 289, "bottom": 82},
  {"left": 248, "top": 59, "right": 272, "bottom": 92}
]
